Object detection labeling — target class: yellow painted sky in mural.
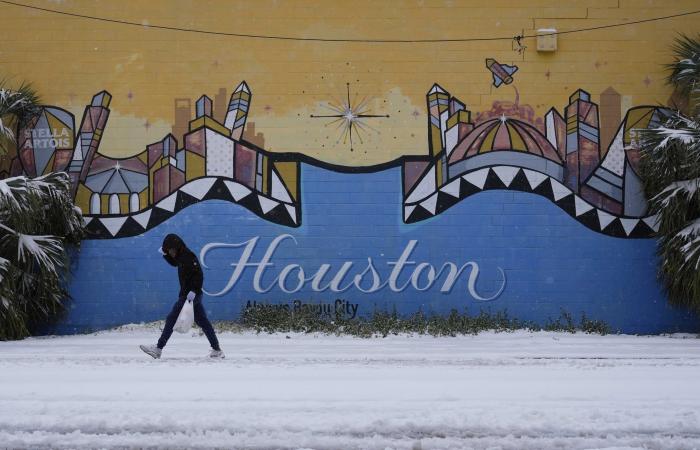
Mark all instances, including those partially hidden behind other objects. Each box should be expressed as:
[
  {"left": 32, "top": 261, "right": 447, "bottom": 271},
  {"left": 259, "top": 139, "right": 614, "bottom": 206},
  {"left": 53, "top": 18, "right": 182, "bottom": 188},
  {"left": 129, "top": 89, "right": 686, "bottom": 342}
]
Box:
[{"left": 0, "top": 0, "right": 697, "bottom": 165}]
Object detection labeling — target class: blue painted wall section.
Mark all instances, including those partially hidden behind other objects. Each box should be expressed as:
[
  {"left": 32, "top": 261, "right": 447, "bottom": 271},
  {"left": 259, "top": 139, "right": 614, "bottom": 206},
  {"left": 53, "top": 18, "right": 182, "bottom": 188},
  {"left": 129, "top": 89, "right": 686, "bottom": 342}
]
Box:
[{"left": 59, "top": 164, "right": 698, "bottom": 335}]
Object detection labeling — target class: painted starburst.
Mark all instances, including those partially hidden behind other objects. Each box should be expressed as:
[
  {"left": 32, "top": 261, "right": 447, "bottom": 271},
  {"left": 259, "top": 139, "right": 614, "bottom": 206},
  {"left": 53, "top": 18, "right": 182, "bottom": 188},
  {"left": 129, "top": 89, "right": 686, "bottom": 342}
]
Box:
[{"left": 311, "top": 83, "right": 388, "bottom": 151}]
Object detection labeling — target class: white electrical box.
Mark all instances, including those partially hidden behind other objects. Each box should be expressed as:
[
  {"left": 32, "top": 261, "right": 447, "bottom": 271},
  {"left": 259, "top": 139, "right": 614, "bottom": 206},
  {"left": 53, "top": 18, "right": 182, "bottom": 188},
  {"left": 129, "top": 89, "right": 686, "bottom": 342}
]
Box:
[{"left": 537, "top": 29, "right": 557, "bottom": 52}]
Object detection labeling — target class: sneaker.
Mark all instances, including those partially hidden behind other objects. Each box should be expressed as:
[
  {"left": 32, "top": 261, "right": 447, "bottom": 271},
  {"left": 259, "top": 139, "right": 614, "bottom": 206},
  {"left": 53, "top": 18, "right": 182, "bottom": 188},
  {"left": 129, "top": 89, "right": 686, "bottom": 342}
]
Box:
[
  {"left": 209, "top": 349, "right": 225, "bottom": 359},
  {"left": 140, "top": 344, "right": 162, "bottom": 359}
]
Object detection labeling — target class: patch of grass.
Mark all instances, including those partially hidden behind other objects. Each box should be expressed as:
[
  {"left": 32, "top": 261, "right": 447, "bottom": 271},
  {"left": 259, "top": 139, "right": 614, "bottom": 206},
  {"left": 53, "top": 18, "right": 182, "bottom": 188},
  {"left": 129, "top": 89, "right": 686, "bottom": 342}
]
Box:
[{"left": 235, "top": 303, "right": 612, "bottom": 337}]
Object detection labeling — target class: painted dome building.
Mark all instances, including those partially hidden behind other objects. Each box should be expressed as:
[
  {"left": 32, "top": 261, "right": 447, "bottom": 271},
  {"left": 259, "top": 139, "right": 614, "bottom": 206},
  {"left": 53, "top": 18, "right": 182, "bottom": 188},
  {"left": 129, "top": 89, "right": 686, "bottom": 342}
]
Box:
[
  {"left": 78, "top": 154, "right": 149, "bottom": 216},
  {"left": 447, "top": 115, "right": 565, "bottom": 182}
]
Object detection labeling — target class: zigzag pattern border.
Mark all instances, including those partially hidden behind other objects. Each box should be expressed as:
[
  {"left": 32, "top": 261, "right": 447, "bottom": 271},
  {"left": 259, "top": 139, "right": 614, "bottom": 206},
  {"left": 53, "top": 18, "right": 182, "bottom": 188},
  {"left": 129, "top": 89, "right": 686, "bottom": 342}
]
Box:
[
  {"left": 403, "top": 165, "right": 660, "bottom": 239},
  {"left": 83, "top": 177, "right": 300, "bottom": 239}
]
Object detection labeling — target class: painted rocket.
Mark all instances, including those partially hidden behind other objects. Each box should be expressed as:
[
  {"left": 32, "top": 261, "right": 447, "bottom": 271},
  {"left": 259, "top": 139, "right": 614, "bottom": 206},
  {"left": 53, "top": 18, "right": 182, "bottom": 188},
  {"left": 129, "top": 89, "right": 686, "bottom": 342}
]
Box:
[{"left": 485, "top": 58, "right": 518, "bottom": 88}]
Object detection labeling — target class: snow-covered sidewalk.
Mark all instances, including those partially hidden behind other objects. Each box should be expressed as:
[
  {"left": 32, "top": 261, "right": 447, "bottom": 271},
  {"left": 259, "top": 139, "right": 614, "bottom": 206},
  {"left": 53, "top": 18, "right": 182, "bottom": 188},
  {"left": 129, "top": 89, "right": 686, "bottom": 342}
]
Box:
[{"left": 1, "top": 327, "right": 699, "bottom": 449}]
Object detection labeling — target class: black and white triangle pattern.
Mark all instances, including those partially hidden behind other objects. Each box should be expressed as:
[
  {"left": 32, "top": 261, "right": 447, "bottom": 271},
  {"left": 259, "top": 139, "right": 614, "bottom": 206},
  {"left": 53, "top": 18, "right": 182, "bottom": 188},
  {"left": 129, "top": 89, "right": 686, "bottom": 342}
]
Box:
[
  {"left": 403, "top": 166, "right": 659, "bottom": 239},
  {"left": 84, "top": 177, "right": 300, "bottom": 239}
]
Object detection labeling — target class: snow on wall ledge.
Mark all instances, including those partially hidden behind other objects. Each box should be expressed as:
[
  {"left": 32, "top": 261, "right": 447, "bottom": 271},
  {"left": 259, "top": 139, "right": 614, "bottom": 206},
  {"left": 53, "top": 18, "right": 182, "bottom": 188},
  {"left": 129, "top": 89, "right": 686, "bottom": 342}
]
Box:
[{"left": 58, "top": 165, "right": 699, "bottom": 335}]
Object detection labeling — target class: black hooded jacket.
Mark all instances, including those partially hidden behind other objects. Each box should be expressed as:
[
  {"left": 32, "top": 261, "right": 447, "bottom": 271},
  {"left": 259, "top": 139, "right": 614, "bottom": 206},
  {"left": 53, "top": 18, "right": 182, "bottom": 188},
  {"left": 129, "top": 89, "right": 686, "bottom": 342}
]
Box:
[{"left": 162, "top": 234, "right": 203, "bottom": 297}]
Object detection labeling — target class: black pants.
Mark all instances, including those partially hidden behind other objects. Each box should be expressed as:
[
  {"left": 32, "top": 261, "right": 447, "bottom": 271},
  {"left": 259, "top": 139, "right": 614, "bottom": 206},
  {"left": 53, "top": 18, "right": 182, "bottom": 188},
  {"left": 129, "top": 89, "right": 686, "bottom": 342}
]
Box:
[{"left": 157, "top": 292, "right": 220, "bottom": 351}]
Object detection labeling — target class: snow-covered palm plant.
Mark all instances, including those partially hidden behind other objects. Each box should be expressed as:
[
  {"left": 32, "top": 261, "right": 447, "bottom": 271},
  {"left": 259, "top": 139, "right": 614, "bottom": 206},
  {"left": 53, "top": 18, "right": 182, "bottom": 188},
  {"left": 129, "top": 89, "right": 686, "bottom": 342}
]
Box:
[
  {"left": 0, "top": 83, "right": 84, "bottom": 340},
  {"left": 0, "top": 81, "right": 40, "bottom": 157},
  {"left": 0, "top": 173, "right": 84, "bottom": 340},
  {"left": 639, "top": 34, "right": 700, "bottom": 312}
]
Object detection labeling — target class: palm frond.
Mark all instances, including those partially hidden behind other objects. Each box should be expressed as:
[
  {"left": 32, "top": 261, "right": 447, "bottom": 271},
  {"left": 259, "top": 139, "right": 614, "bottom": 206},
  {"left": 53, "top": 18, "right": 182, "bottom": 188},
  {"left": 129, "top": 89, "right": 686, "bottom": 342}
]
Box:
[
  {"left": 0, "top": 81, "right": 41, "bottom": 142},
  {"left": 639, "top": 34, "right": 700, "bottom": 312},
  {"left": 0, "top": 170, "right": 84, "bottom": 340},
  {"left": 666, "top": 34, "right": 700, "bottom": 103}
]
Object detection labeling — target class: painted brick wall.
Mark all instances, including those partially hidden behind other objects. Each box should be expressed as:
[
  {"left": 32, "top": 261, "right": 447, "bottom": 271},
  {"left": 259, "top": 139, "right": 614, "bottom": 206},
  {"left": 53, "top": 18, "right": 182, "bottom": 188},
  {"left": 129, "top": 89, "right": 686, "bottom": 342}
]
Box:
[
  {"left": 0, "top": 0, "right": 698, "bottom": 165},
  {"left": 1, "top": 1, "right": 698, "bottom": 334},
  {"left": 60, "top": 165, "right": 698, "bottom": 335}
]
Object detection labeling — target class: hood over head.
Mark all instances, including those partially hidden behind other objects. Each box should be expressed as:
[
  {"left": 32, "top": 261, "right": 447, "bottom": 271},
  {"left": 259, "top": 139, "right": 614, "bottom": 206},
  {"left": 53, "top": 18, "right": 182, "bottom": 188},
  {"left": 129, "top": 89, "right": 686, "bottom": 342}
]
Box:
[{"left": 162, "top": 233, "right": 186, "bottom": 254}]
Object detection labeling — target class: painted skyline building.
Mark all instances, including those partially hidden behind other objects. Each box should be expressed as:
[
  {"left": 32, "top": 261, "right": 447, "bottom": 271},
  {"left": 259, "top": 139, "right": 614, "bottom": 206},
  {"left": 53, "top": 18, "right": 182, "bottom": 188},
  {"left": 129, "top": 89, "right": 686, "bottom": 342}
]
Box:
[
  {"left": 2, "top": 80, "right": 669, "bottom": 239},
  {"left": 402, "top": 84, "right": 668, "bottom": 238},
  {"left": 5, "top": 81, "right": 300, "bottom": 236}
]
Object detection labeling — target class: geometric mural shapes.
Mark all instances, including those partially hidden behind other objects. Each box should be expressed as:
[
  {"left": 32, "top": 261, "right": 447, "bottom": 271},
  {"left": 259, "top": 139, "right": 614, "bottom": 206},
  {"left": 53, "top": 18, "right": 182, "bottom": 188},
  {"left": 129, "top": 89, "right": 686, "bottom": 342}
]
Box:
[
  {"left": 554, "top": 194, "right": 576, "bottom": 217},
  {"left": 628, "top": 220, "right": 655, "bottom": 238},
  {"left": 85, "top": 169, "right": 114, "bottom": 193},
  {"left": 271, "top": 169, "right": 293, "bottom": 204},
  {"left": 201, "top": 178, "right": 235, "bottom": 202},
  {"left": 407, "top": 204, "right": 434, "bottom": 223},
  {"left": 603, "top": 219, "right": 626, "bottom": 238},
  {"left": 273, "top": 161, "right": 298, "bottom": 202},
  {"left": 113, "top": 217, "right": 146, "bottom": 238},
  {"left": 284, "top": 204, "right": 297, "bottom": 225},
  {"left": 180, "top": 177, "right": 217, "bottom": 200},
  {"left": 450, "top": 117, "right": 562, "bottom": 164},
  {"left": 531, "top": 177, "right": 555, "bottom": 200},
  {"left": 84, "top": 217, "right": 111, "bottom": 239},
  {"left": 234, "top": 144, "right": 257, "bottom": 189},
  {"left": 421, "top": 193, "right": 438, "bottom": 215},
  {"left": 397, "top": 155, "right": 658, "bottom": 238},
  {"left": 574, "top": 196, "right": 595, "bottom": 217},
  {"left": 72, "top": 136, "right": 84, "bottom": 161},
  {"left": 620, "top": 218, "right": 639, "bottom": 236},
  {"left": 32, "top": 113, "right": 55, "bottom": 176},
  {"left": 403, "top": 160, "right": 431, "bottom": 194},
  {"left": 483, "top": 168, "right": 509, "bottom": 190},
  {"left": 440, "top": 178, "right": 461, "bottom": 198},
  {"left": 258, "top": 195, "right": 279, "bottom": 215},
  {"left": 574, "top": 208, "right": 600, "bottom": 230},
  {"left": 459, "top": 176, "right": 483, "bottom": 198},
  {"left": 263, "top": 203, "right": 289, "bottom": 225},
  {"left": 597, "top": 209, "right": 616, "bottom": 230},
  {"left": 462, "top": 168, "right": 489, "bottom": 190},
  {"left": 235, "top": 189, "right": 263, "bottom": 216},
  {"left": 175, "top": 191, "right": 200, "bottom": 211},
  {"left": 155, "top": 192, "right": 177, "bottom": 212},
  {"left": 624, "top": 107, "right": 655, "bottom": 146},
  {"left": 404, "top": 205, "right": 417, "bottom": 221},
  {"left": 132, "top": 209, "right": 152, "bottom": 229},
  {"left": 223, "top": 180, "right": 252, "bottom": 201},
  {"left": 585, "top": 173, "right": 623, "bottom": 203},
  {"left": 642, "top": 214, "right": 660, "bottom": 233},
  {"left": 549, "top": 179, "right": 572, "bottom": 202},
  {"left": 120, "top": 169, "right": 149, "bottom": 192},
  {"left": 436, "top": 191, "right": 460, "bottom": 211},
  {"left": 204, "top": 130, "right": 235, "bottom": 179},
  {"left": 405, "top": 165, "right": 435, "bottom": 203},
  {"left": 622, "top": 161, "right": 647, "bottom": 217},
  {"left": 600, "top": 126, "right": 626, "bottom": 176},
  {"left": 226, "top": 81, "right": 251, "bottom": 141},
  {"left": 99, "top": 217, "right": 128, "bottom": 237},
  {"left": 44, "top": 107, "right": 73, "bottom": 131},
  {"left": 523, "top": 169, "right": 548, "bottom": 190},
  {"left": 428, "top": 83, "right": 446, "bottom": 95},
  {"left": 508, "top": 169, "right": 532, "bottom": 192},
  {"left": 492, "top": 166, "right": 519, "bottom": 188},
  {"left": 627, "top": 220, "right": 654, "bottom": 238},
  {"left": 104, "top": 171, "right": 129, "bottom": 194},
  {"left": 147, "top": 205, "right": 174, "bottom": 229}
]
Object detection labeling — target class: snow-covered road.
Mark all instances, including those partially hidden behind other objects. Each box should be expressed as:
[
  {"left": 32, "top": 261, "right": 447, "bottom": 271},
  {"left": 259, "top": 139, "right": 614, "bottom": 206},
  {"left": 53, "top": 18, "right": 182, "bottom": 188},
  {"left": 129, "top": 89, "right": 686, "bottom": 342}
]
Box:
[{"left": 1, "top": 327, "right": 699, "bottom": 449}]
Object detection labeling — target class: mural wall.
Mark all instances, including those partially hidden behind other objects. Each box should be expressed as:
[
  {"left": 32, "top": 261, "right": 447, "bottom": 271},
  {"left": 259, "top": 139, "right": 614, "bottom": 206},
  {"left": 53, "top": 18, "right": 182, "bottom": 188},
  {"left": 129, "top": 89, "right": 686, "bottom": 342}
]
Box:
[
  {"left": 5, "top": 79, "right": 667, "bottom": 239},
  {"left": 1, "top": 0, "right": 698, "bottom": 334}
]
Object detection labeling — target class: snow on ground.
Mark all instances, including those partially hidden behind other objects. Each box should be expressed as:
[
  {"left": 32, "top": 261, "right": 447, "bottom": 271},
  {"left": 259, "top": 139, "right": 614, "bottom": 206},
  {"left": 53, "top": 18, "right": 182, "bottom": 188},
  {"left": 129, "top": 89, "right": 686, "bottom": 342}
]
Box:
[{"left": 1, "top": 327, "right": 700, "bottom": 450}]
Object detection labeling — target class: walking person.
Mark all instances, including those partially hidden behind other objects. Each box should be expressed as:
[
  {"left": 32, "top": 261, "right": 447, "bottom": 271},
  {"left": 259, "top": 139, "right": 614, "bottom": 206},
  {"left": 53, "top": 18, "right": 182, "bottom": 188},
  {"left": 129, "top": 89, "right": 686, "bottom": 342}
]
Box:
[{"left": 140, "top": 233, "right": 224, "bottom": 359}]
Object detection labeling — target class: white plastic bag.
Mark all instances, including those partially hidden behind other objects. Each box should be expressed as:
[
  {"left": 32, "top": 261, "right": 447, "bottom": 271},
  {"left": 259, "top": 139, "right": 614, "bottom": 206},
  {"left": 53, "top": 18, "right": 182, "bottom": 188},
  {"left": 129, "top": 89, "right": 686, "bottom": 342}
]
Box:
[{"left": 174, "top": 299, "right": 194, "bottom": 334}]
